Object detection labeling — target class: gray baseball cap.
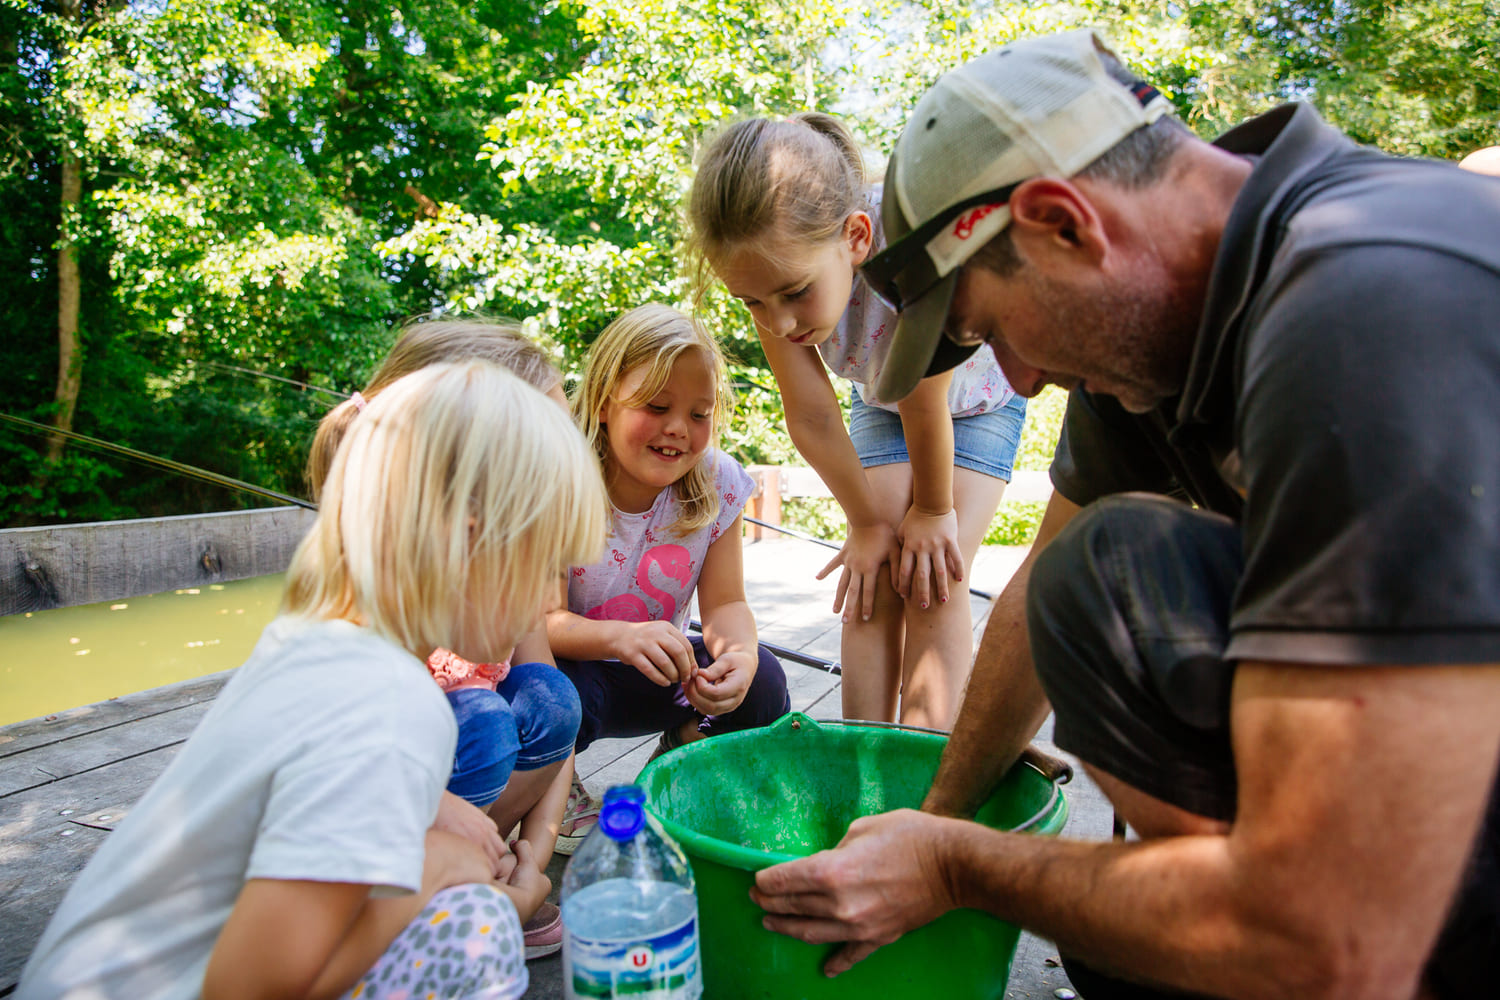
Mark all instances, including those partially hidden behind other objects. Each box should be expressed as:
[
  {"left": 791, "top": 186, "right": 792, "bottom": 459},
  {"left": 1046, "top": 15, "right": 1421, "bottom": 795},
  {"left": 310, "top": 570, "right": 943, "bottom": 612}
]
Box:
[{"left": 865, "top": 29, "right": 1169, "bottom": 403}]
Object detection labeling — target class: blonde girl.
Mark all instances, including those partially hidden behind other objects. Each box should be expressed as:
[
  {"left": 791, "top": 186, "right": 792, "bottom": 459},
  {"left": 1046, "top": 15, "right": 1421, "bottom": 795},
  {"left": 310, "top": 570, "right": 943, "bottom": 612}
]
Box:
[
  {"left": 307, "top": 316, "right": 582, "bottom": 957},
  {"left": 18, "top": 362, "right": 608, "bottom": 1000},
  {"left": 547, "top": 304, "right": 789, "bottom": 814},
  {"left": 687, "top": 113, "right": 1026, "bottom": 730}
]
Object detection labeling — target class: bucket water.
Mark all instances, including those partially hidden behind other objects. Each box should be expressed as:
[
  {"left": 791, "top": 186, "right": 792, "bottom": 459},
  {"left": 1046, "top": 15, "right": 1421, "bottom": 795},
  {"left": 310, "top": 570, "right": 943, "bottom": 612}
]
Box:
[{"left": 636, "top": 712, "right": 1068, "bottom": 999}]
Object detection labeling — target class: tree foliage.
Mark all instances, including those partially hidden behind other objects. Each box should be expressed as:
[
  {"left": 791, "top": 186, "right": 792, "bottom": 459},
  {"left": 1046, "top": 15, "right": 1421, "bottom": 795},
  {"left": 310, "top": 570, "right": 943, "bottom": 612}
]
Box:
[{"left": 2, "top": 0, "right": 1496, "bottom": 528}]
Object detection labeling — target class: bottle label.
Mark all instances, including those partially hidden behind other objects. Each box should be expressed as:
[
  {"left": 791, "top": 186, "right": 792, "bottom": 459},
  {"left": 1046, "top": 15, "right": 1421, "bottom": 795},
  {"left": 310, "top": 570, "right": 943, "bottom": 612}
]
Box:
[{"left": 563, "top": 910, "right": 702, "bottom": 999}]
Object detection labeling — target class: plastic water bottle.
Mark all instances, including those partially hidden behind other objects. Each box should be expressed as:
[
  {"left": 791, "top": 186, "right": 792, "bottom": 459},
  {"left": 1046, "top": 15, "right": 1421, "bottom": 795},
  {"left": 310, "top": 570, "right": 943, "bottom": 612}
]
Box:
[{"left": 560, "top": 784, "right": 703, "bottom": 999}]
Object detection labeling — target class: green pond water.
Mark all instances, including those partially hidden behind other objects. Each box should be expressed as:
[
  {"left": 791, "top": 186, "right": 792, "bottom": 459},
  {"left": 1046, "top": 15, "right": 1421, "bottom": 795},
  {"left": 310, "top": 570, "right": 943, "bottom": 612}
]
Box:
[{"left": 0, "top": 573, "right": 286, "bottom": 727}]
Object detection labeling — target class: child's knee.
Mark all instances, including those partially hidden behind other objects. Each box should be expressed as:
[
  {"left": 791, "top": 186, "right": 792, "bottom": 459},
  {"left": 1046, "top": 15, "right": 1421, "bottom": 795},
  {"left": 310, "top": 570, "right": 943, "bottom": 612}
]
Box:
[
  {"left": 749, "top": 647, "right": 791, "bottom": 718},
  {"left": 504, "top": 662, "right": 583, "bottom": 767},
  {"left": 446, "top": 689, "right": 521, "bottom": 806},
  {"left": 347, "top": 883, "right": 527, "bottom": 1000}
]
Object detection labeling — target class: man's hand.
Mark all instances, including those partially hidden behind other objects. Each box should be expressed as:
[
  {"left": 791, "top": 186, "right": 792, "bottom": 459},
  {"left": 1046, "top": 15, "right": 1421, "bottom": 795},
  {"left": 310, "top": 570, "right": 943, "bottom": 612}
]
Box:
[
  {"left": 615, "top": 620, "right": 698, "bottom": 686},
  {"left": 750, "top": 809, "right": 961, "bottom": 977},
  {"left": 685, "top": 649, "right": 756, "bottom": 715},
  {"left": 816, "top": 521, "right": 901, "bottom": 623},
  {"left": 895, "top": 505, "right": 963, "bottom": 609}
]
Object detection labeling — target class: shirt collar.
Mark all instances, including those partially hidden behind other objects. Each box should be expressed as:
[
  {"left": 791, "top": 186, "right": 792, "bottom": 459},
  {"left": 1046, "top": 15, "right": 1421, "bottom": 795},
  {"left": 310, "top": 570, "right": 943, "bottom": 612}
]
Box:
[{"left": 1170, "top": 103, "right": 1356, "bottom": 437}]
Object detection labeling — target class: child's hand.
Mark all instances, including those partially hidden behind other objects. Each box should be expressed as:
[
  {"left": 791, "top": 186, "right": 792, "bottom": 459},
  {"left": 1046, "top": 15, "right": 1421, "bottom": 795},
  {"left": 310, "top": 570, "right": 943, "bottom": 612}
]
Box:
[
  {"left": 685, "top": 650, "right": 756, "bottom": 715},
  {"left": 816, "top": 521, "right": 902, "bottom": 623},
  {"left": 500, "top": 839, "right": 552, "bottom": 924},
  {"left": 895, "top": 506, "right": 964, "bottom": 610},
  {"left": 433, "top": 791, "right": 512, "bottom": 878},
  {"left": 616, "top": 620, "right": 698, "bottom": 686},
  {"left": 425, "top": 828, "right": 508, "bottom": 891}
]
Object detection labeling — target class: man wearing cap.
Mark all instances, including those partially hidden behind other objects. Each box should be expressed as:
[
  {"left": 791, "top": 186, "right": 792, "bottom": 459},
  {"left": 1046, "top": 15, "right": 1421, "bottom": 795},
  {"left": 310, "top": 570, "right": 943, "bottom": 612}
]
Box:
[{"left": 751, "top": 28, "right": 1500, "bottom": 1000}]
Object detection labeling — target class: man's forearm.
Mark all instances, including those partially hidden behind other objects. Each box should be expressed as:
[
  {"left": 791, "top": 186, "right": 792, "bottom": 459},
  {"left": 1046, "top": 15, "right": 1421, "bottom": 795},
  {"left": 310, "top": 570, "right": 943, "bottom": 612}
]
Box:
[
  {"left": 922, "top": 559, "right": 1050, "bottom": 816},
  {"left": 940, "top": 822, "right": 1312, "bottom": 1000}
]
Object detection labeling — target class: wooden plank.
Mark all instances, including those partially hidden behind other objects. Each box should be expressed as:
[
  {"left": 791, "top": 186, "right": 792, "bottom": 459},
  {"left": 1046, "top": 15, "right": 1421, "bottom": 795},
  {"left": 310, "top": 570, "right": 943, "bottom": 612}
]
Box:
[
  {"left": 0, "top": 743, "right": 186, "bottom": 992},
  {"left": 0, "top": 506, "right": 315, "bottom": 615},
  {"left": 0, "top": 702, "right": 210, "bottom": 798},
  {"left": 0, "top": 672, "right": 229, "bottom": 759}
]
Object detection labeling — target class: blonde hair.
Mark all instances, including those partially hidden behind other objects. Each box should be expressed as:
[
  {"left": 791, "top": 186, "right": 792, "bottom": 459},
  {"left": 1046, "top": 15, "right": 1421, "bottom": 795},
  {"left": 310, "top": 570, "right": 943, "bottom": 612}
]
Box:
[
  {"left": 307, "top": 317, "right": 561, "bottom": 499},
  {"left": 285, "top": 361, "right": 607, "bottom": 661},
  {"left": 571, "top": 304, "right": 732, "bottom": 535},
  {"left": 686, "top": 111, "right": 867, "bottom": 292}
]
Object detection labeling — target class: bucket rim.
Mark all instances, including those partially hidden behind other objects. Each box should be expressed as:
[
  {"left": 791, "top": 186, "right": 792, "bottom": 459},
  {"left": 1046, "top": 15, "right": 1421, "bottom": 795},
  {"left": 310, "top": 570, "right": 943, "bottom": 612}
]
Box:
[{"left": 639, "top": 713, "right": 1068, "bottom": 873}]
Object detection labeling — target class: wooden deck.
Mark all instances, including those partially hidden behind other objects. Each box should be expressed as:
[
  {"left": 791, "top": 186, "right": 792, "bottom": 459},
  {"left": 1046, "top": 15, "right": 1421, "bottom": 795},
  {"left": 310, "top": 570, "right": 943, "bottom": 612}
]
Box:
[{"left": 0, "top": 535, "right": 1114, "bottom": 998}]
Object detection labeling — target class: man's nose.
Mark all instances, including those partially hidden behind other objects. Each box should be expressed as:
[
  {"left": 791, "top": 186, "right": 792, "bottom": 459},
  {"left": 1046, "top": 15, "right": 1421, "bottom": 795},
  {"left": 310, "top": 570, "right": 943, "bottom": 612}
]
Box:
[{"left": 991, "top": 342, "right": 1048, "bottom": 398}]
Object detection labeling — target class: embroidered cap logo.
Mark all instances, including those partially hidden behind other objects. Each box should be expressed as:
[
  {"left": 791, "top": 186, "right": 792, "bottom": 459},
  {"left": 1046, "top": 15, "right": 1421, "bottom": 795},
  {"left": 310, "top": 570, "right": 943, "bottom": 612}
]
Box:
[{"left": 953, "top": 203, "right": 1004, "bottom": 240}]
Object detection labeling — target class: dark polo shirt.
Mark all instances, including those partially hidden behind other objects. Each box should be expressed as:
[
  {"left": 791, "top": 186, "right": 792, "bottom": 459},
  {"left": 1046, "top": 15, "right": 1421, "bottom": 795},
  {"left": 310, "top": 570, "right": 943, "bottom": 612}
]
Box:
[{"left": 1052, "top": 103, "right": 1500, "bottom": 667}]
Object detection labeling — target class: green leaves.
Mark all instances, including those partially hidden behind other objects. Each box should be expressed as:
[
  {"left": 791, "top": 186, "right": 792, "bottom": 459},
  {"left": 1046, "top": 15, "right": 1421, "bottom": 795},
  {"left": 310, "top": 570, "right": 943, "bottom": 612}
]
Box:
[{"left": 6, "top": 0, "right": 1497, "bottom": 527}]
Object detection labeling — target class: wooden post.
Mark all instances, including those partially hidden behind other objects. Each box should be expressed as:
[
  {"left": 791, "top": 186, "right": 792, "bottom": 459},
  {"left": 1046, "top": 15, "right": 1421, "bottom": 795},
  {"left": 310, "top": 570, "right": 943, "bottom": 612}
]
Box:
[{"left": 743, "top": 465, "right": 782, "bottom": 542}]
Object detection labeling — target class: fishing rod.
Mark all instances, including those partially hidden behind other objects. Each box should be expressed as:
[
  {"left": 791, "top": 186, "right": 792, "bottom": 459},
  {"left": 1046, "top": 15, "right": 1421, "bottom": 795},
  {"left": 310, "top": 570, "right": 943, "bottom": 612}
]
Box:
[
  {"left": 199, "top": 361, "right": 350, "bottom": 401},
  {"left": 686, "top": 618, "right": 839, "bottom": 675},
  {"left": 0, "top": 412, "right": 316, "bottom": 511}
]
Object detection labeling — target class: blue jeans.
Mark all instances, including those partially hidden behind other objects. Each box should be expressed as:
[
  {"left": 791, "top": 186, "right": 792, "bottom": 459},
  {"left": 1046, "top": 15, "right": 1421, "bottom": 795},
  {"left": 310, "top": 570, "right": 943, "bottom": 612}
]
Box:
[
  {"left": 847, "top": 392, "right": 1027, "bottom": 481},
  {"left": 444, "top": 662, "right": 582, "bottom": 808}
]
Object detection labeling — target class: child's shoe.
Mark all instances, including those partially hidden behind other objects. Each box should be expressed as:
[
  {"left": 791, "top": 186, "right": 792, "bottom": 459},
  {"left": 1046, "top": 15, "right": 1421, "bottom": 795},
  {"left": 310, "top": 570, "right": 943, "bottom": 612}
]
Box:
[
  {"left": 554, "top": 777, "right": 600, "bottom": 856},
  {"left": 523, "top": 901, "right": 563, "bottom": 959}
]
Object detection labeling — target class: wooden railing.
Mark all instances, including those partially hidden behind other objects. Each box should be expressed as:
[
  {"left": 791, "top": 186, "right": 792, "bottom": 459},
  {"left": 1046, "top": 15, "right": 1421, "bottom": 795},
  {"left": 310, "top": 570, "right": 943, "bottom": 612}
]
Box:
[{"left": 1, "top": 466, "right": 1053, "bottom": 613}]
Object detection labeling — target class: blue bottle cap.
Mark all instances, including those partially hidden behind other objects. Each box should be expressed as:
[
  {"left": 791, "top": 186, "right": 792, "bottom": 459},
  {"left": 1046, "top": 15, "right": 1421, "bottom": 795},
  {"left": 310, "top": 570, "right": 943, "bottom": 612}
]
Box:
[{"left": 599, "top": 785, "right": 647, "bottom": 841}]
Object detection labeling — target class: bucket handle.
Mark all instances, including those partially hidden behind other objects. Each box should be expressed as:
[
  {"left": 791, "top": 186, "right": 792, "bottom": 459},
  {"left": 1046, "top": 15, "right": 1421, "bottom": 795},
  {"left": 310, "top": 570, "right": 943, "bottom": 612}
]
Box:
[{"left": 812, "top": 717, "right": 1074, "bottom": 786}]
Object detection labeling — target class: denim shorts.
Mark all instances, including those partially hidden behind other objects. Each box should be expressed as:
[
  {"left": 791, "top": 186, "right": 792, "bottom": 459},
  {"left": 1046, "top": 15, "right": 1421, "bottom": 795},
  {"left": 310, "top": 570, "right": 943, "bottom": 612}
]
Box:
[
  {"left": 847, "top": 391, "right": 1027, "bottom": 481},
  {"left": 444, "top": 661, "right": 582, "bottom": 808}
]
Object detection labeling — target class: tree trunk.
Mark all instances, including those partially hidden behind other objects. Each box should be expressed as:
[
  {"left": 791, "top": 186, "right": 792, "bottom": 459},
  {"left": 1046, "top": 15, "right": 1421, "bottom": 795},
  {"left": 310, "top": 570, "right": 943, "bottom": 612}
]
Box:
[
  {"left": 47, "top": 0, "right": 85, "bottom": 467},
  {"left": 48, "top": 148, "right": 82, "bottom": 466}
]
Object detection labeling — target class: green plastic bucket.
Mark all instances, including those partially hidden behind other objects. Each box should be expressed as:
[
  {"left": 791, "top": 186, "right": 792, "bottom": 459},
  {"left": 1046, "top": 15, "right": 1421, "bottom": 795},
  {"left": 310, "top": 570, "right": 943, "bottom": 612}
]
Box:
[{"left": 636, "top": 712, "right": 1068, "bottom": 999}]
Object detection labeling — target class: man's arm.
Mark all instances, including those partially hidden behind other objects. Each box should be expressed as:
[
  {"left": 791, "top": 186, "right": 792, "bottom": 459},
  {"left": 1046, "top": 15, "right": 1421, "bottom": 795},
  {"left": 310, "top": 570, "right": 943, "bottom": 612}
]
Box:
[
  {"left": 759, "top": 661, "right": 1500, "bottom": 1000},
  {"left": 922, "top": 491, "right": 1077, "bottom": 817}
]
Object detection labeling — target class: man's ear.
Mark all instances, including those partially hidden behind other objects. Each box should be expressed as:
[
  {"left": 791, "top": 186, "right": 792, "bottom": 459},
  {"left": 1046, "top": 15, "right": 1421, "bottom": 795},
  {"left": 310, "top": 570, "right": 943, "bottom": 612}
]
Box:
[
  {"left": 845, "top": 211, "right": 874, "bottom": 261},
  {"left": 1008, "top": 177, "right": 1106, "bottom": 264}
]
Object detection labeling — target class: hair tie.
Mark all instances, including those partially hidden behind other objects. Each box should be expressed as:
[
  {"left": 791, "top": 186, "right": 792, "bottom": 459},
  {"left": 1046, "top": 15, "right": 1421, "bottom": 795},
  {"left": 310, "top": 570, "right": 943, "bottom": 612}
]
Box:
[{"left": 350, "top": 391, "right": 367, "bottom": 412}]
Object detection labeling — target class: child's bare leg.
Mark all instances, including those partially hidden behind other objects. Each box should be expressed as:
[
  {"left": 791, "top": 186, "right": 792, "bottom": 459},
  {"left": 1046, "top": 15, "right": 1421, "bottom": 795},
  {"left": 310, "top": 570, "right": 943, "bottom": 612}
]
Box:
[
  {"left": 857, "top": 463, "right": 1007, "bottom": 729},
  {"left": 511, "top": 753, "right": 575, "bottom": 860},
  {"left": 486, "top": 759, "right": 567, "bottom": 854},
  {"left": 840, "top": 580, "right": 904, "bottom": 721},
  {"left": 901, "top": 466, "right": 1008, "bottom": 729},
  {"left": 839, "top": 462, "right": 911, "bottom": 723}
]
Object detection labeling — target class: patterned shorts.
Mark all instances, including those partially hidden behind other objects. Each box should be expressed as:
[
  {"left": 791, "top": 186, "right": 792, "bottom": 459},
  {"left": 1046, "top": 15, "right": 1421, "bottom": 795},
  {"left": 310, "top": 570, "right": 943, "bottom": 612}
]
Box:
[{"left": 342, "top": 883, "right": 529, "bottom": 1000}]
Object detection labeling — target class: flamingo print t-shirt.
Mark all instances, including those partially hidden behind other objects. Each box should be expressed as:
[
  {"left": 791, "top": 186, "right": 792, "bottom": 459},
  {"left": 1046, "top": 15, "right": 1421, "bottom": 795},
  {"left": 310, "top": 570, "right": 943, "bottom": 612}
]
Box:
[
  {"left": 819, "top": 188, "right": 1014, "bottom": 417},
  {"left": 569, "top": 450, "right": 753, "bottom": 637}
]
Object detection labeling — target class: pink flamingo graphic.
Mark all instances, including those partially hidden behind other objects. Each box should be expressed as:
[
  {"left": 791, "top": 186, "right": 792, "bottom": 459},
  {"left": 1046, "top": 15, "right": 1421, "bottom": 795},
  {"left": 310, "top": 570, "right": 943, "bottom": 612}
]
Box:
[{"left": 584, "top": 544, "right": 694, "bottom": 623}]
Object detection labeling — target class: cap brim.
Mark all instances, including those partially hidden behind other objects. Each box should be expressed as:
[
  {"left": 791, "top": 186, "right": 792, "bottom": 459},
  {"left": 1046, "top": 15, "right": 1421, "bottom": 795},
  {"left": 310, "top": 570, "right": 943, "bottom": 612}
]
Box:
[{"left": 871, "top": 269, "right": 979, "bottom": 404}]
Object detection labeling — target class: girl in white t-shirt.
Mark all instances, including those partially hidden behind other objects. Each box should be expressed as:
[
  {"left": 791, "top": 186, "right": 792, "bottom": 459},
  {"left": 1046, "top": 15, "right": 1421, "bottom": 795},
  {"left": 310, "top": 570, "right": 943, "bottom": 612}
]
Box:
[
  {"left": 687, "top": 113, "right": 1027, "bottom": 730},
  {"left": 18, "top": 362, "right": 608, "bottom": 1000},
  {"left": 307, "top": 317, "right": 589, "bottom": 954},
  {"left": 547, "top": 305, "right": 790, "bottom": 798}
]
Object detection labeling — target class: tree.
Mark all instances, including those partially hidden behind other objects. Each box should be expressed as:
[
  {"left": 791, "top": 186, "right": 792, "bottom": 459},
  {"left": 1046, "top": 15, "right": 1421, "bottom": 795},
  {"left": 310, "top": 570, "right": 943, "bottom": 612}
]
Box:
[{"left": 2, "top": 0, "right": 591, "bottom": 525}]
